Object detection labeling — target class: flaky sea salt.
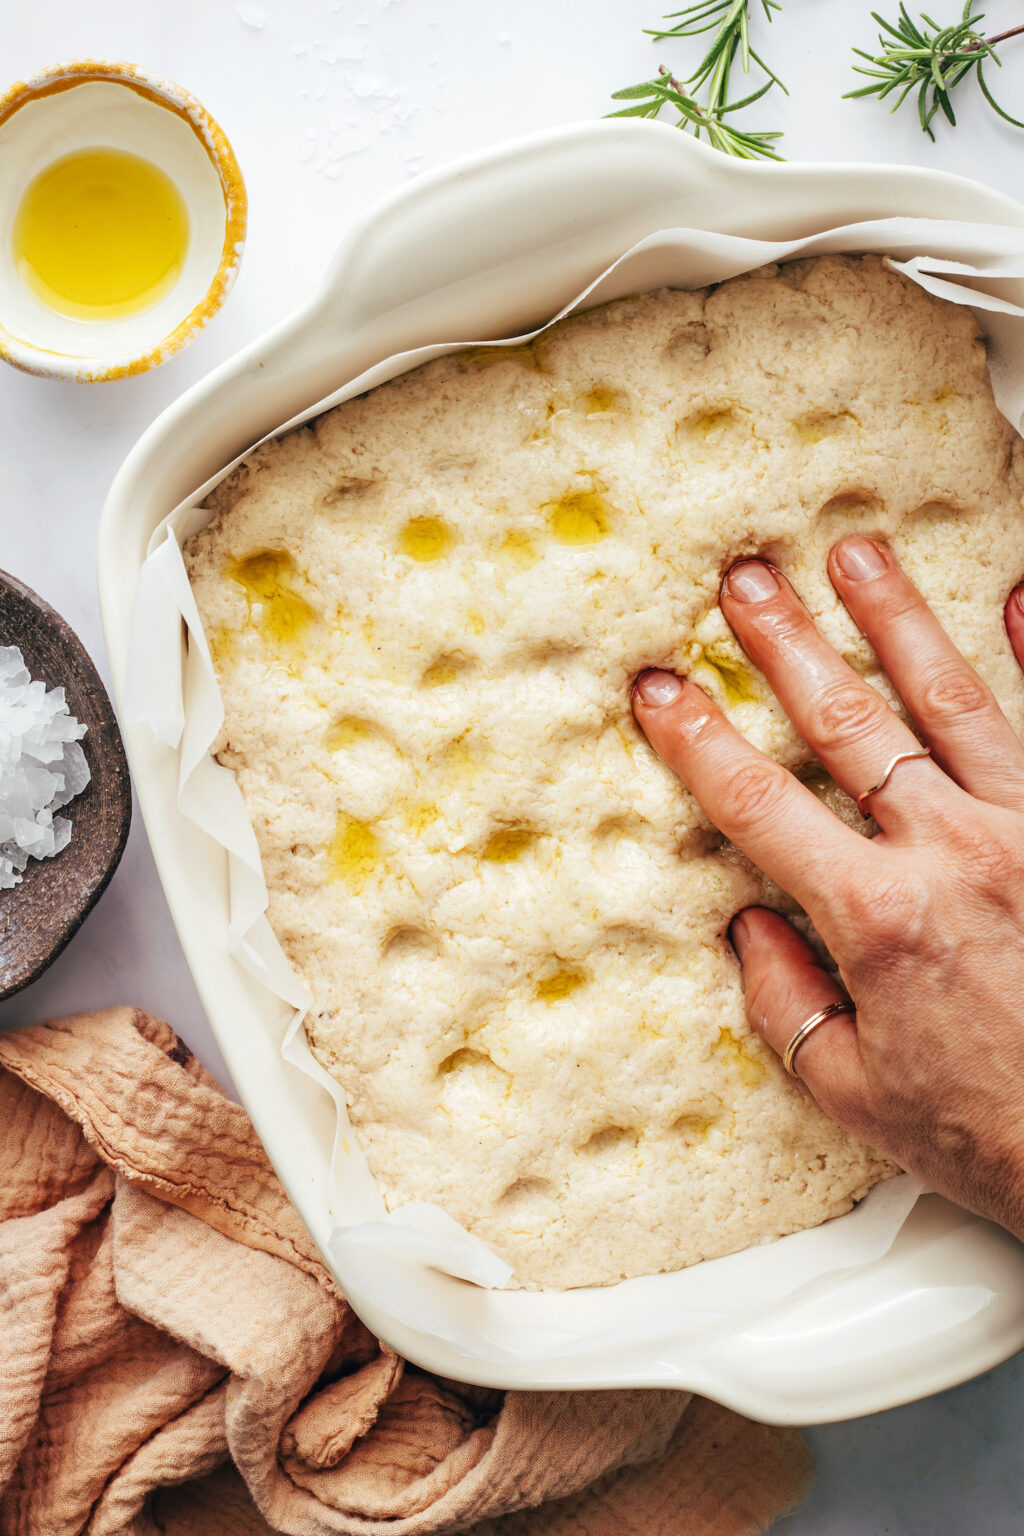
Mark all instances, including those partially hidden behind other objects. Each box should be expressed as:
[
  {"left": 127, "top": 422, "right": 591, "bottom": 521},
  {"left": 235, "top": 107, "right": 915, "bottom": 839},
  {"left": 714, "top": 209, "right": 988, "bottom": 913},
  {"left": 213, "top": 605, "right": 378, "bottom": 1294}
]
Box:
[
  {"left": 236, "top": 2, "right": 266, "bottom": 30},
  {"left": 0, "top": 646, "right": 90, "bottom": 890}
]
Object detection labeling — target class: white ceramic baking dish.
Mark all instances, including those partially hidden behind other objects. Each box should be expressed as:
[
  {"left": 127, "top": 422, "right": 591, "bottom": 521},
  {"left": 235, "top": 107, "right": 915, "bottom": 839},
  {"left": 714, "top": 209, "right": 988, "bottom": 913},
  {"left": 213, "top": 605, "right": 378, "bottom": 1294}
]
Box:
[{"left": 99, "top": 120, "right": 1024, "bottom": 1424}]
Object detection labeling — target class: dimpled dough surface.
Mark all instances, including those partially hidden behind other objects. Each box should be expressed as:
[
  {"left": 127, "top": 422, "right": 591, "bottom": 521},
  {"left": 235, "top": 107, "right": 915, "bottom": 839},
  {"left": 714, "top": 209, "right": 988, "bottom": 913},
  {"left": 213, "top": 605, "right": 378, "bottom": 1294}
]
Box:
[{"left": 185, "top": 256, "right": 1024, "bottom": 1290}]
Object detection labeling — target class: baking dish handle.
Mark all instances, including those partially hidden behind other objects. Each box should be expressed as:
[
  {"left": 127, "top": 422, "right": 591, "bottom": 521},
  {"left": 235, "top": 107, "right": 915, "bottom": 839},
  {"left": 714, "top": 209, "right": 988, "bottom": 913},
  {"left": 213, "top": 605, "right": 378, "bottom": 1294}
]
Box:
[{"left": 312, "top": 119, "right": 734, "bottom": 334}]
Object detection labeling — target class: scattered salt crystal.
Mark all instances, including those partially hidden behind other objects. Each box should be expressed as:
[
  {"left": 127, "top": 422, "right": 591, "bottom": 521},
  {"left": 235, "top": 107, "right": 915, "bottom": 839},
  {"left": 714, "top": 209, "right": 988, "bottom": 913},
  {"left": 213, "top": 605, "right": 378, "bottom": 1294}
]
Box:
[
  {"left": 341, "top": 128, "right": 372, "bottom": 155},
  {"left": 388, "top": 90, "right": 416, "bottom": 125},
  {"left": 350, "top": 72, "right": 385, "bottom": 100},
  {"left": 0, "top": 646, "right": 90, "bottom": 890},
  {"left": 497, "top": 32, "right": 512, "bottom": 44},
  {"left": 236, "top": 2, "right": 266, "bottom": 29},
  {"left": 293, "top": 41, "right": 309, "bottom": 55},
  {"left": 320, "top": 126, "right": 372, "bottom": 169}
]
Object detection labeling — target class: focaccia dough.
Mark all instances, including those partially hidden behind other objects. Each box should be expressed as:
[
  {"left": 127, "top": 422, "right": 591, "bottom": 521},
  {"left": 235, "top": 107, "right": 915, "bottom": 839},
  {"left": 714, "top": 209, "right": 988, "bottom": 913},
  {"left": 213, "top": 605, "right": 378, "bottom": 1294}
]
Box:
[{"left": 185, "top": 256, "right": 1024, "bottom": 1289}]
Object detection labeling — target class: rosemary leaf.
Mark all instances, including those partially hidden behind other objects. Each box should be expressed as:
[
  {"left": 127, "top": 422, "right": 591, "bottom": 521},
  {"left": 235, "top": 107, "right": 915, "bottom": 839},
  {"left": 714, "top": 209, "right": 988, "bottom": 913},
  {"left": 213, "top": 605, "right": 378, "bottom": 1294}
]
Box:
[
  {"left": 608, "top": 0, "right": 786, "bottom": 161},
  {"left": 844, "top": 3, "right": 1024, "bottom": 140}
]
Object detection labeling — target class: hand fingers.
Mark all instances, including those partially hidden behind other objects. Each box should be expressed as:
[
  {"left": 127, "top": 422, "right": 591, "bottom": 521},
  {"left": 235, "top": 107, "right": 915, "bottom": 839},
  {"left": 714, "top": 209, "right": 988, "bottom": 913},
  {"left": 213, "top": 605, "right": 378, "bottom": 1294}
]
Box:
[
  {"left": 719, "top": 559, "right": 956, "bottom": 837},
  {"left": 829, "top": 538, "right": 1024, "bottom": 812},
  {"left": 1005, "top": 584, "right": 1024, "bottom": 678},
  {"left": 730, "top": 906, "right": 867, "bottom": 1129},
  {"left": 632, "top": 670, "right": 874, "bottom": 922}
]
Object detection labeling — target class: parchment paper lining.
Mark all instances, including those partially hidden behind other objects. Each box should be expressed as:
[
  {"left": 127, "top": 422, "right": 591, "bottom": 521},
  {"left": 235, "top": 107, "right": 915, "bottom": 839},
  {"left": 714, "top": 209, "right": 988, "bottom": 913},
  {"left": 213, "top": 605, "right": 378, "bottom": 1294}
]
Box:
[{"left": 124, "top": 217, "right": 1024, "bottom": 1363}]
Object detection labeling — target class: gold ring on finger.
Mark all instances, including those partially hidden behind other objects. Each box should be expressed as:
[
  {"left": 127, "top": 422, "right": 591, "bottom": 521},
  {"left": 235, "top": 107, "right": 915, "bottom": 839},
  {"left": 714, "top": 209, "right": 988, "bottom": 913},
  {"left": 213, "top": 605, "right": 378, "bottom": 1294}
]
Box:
[
  {"left": 856, "top": 746, "right": 932, "bottom": 819},
  {"left": 782, "top": 1001, "right": 856, "bottom": 1079}
]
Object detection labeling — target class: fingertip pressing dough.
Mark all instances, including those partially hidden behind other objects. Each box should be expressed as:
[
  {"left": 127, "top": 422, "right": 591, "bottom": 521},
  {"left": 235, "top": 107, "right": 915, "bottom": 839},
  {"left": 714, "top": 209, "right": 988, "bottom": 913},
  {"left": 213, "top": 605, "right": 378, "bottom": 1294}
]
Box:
[{"left": 185, "top": 255, "right": 1024, "bottom": 1289}]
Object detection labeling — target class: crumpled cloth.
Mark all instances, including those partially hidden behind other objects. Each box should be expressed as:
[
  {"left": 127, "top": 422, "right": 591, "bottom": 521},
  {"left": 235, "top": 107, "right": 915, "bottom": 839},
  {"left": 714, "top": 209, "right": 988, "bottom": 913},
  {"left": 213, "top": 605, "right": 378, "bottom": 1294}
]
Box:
[{"left": 0, "top": 1007, "right": 813, "bottom": 1536}]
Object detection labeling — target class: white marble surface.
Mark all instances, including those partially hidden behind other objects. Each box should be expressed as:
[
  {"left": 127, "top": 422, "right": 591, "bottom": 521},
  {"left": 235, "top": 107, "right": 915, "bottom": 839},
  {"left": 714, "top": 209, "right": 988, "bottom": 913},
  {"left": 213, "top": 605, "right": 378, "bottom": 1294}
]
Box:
[{"left": 2, "top": 1, "right": 1024, "bottom": 1528}]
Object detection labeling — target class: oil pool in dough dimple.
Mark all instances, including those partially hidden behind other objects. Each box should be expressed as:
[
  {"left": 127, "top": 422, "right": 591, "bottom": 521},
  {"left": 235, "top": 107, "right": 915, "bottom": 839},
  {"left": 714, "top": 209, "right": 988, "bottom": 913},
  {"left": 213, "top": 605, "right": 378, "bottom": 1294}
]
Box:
[
  {"left": 582, "top": 387, "right": 622, "bottom": 414},
  {"left": 482, "top": 828, "right": 534, "bottom": 863},
  {"left": 685, "top": 407, "right": 737, "bottom": 439},
  {"left": 692, "top": 644, "right": 761, "bottom": 708},
  {"left": 423, "top": 657, "right": 465, "bottom": 688},
  {"left": 536, "top": 969, "right": 586, "bottom": 1003},
  {"left": 328, "top": 812, "right": 380, "bottom": 889},
  {"left": 547, "top": 489, "right": 611, "bottom": 545},
  {"left": 326, "top": 717, "right": 375, "bottom": 750},
  {"left": 228, "top": 551, "right": 318, "bottom": 647},
  {"left": 399, "top": 516, "right": 454, "bottom": 562},
  {"left": 672, "top": 1113, "right": 719, "bottom": 1146}
]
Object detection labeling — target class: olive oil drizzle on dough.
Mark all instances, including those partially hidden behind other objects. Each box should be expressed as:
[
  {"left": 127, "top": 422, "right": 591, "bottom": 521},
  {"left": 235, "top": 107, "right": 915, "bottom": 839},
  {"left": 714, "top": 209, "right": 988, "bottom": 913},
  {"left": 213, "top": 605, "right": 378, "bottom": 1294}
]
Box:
[
  {"left": 547, "top": 489, "right": 611, "bottom": 545},
  {"left": 228, "top": 551, "right": 318, "bottom": 647},
  {"left": 329, "top": 812, "right": 380, "bottom": 889},
  {"left": 536, "top": 969, "right": 586, "bottom": 1003}
]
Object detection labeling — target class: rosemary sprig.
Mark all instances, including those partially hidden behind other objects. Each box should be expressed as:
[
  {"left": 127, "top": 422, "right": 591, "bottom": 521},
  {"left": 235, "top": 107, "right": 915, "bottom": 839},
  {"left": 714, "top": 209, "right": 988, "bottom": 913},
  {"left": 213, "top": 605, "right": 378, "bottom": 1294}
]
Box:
[
  {"left": 845, "top": 4, "right": 1024, "bottom": 139},
  {"left": 609, "top": 0, "right": 787, "bottom": 161}
]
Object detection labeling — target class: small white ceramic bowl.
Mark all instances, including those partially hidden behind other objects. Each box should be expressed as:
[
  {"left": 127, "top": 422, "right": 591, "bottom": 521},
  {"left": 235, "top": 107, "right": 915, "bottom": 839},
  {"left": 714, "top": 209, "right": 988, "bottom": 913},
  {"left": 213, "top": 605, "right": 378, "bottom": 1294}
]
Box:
[
  {"left": 0, "top": 61, "right": 246, "bottom": 381},
  {"left": 100, "top": 121, "right": 1024, "bottom": 1423}
]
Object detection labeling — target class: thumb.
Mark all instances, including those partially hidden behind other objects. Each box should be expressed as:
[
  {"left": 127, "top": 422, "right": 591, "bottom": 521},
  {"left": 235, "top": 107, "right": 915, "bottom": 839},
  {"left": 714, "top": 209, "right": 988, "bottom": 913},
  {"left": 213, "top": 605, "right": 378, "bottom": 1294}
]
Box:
[
  {"left": 731, "top": 906, "right": 868, "bottom": 1130},
  {"left": 1005, "top": 585, "right": 1024, "bottom": 674}
]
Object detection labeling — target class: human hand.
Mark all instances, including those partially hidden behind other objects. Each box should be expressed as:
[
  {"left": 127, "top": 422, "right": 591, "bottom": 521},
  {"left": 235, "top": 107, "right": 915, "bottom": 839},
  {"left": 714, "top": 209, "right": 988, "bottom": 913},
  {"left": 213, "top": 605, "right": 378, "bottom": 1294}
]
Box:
[{"left": 632, "top": 538, "right": 1024, "bottom": 1240}]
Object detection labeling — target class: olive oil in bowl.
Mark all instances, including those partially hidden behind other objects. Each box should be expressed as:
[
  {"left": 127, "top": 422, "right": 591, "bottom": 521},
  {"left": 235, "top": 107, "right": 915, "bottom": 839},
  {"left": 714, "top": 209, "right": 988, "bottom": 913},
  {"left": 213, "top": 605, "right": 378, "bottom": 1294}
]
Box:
[{"left": 13, "top": 147, "right": 189, "bottom": 321}]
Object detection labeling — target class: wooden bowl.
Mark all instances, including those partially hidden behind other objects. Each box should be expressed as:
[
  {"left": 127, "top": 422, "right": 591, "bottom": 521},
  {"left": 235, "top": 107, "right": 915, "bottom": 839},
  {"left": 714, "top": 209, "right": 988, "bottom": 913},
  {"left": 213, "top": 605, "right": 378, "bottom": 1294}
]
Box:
[{"left": 0, "top": 569, "right": 131, "bottom": 998}]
